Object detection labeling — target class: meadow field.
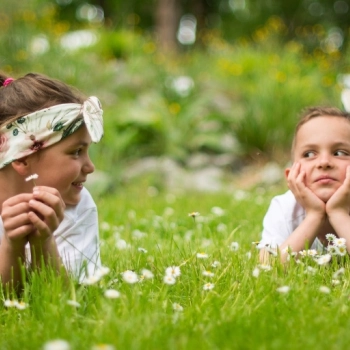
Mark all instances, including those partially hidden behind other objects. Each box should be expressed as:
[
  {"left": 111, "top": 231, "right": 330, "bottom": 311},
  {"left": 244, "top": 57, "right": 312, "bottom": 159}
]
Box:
[{"left": 1, "top": 180, "right": 350, "bottom": 350}]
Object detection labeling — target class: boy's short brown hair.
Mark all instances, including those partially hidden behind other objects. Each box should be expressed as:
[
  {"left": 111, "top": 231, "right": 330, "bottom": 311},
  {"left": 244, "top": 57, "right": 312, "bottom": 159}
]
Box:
[{"left": 291, "top": 106, "right": 350, "bottom": 158}]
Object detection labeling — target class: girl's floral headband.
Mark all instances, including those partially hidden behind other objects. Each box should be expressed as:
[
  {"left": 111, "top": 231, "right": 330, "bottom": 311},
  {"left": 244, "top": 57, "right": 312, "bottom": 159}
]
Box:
[{"left": 0, "top": 96, "right": 103, "bottom": 169}]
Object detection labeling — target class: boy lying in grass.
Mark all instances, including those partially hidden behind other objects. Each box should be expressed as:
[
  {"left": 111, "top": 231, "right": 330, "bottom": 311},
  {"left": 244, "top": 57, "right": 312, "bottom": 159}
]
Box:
[{"left": 259, "top": 107, "right": 350, "bottom": 262}]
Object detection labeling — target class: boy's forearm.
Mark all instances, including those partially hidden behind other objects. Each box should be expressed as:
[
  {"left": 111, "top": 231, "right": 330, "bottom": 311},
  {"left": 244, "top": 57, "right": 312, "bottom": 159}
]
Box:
[
  {"left": 328, "top": 212, "right": 350, "bottom": 252},
  {"left": 279, "top": 213, "right": 325, "bottom": 262}
]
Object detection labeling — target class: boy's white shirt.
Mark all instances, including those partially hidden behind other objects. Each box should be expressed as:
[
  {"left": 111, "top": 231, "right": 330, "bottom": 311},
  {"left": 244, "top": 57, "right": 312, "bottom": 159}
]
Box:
[
  {"left": 0, "top": 187, "right": 101, "bottom": 280},
  {"left": 258, "top": 190, "right": 324, "bottom": 252}
]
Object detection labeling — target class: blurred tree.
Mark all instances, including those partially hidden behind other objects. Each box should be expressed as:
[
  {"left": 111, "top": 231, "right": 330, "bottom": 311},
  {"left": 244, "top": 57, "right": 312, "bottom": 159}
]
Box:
[{"left": 39, "top": 0, "right": 350, "bottom": 53}]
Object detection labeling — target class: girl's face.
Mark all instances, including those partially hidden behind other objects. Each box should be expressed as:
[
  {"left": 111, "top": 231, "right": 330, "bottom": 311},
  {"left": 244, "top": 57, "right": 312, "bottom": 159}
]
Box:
[
  {"left": 27, "top": 125, "right": 95, "bottom": 205},
  {"left": 290, "top": 116, "right": 350, "bottom": 203}
]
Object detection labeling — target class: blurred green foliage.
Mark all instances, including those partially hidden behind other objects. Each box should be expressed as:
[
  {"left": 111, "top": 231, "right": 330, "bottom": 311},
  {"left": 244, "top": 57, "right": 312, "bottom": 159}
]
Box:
[{"left": 0, "top": 1, "right": 348, "bottom": 174}]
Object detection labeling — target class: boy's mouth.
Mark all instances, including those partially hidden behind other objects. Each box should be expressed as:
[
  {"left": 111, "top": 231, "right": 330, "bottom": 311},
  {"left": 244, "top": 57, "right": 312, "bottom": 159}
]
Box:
[{"left": 314, "top": 175, "right": 336, "bottom": 184}]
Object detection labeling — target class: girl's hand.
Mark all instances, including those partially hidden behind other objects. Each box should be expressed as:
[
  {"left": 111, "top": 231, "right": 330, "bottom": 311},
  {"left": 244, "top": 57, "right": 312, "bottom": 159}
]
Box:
[
  {"left": 287, "top": 162, "right": 326, "bottom": 217},
  {"left": 1, "top": 193, "right": 35, "bottom": 249},
  {"left": 27, "top": 186, "right": 65, "bottom": 245},
  {"left": 326, "top": 166, "right": 350, "bottom": 217}
]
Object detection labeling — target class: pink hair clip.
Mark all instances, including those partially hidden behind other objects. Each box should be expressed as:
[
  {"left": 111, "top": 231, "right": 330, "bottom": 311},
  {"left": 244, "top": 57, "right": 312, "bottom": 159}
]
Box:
[{"left": 3, "top": 78, "right": 14, "bottom": 87}]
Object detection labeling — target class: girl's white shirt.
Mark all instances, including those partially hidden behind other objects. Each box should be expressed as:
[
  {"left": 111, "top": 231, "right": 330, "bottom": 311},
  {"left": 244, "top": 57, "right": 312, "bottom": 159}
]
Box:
[
  {"left": 0, "top": 187, "right": 101, "bottom": 280},
  {"left": 258, "top": 190, "right": 324, "bottom": 252}
]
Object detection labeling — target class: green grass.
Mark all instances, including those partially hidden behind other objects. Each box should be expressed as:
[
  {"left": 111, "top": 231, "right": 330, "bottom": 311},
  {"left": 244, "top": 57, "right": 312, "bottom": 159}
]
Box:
[{"left": 2, "top": 182, "right": 350, "bottom": 349}]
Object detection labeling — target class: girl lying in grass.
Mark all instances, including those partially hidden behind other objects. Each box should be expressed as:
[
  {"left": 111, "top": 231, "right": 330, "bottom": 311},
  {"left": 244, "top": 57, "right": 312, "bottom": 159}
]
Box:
[{"left": 0, "top": 73, "right": 103, "bottom": 290}]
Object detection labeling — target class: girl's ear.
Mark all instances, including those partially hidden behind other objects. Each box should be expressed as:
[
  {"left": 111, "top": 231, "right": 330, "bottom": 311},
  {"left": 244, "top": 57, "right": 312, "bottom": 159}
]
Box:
[{"left": 11, "top": 158, "right": 30, "bottom": 176}]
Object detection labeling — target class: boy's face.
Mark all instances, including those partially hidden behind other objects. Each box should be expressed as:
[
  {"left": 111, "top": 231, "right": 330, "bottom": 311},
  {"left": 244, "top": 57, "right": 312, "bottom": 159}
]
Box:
[{"left": 289, "top": 116, "right": 350, "bottom": 203}]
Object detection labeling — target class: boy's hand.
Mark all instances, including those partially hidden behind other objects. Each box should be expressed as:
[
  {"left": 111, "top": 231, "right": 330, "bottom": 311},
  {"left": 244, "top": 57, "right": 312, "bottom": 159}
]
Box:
[
  {"left": 27, "top": 186, "right": 65, "bottom": 245},
  {"left": 326, "top": 166, "right": 350, "bottom": 217},
  {"left": 287, "top": 162, "right": 326, "bottom": 217},
  {"left": 1, "top": 193, "right": 35, "bottom": 249}
]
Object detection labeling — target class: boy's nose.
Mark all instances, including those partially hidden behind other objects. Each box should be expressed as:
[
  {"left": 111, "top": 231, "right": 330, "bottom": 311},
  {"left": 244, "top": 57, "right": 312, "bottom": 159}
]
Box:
[{"left": 317, "top": 154, "right": 332, "bottom": 168}]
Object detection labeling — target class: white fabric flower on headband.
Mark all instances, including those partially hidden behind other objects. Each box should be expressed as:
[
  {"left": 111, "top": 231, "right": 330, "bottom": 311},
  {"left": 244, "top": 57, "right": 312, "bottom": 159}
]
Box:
[{"left": 0, "top": 96, "right": 103, "bottom": 169}]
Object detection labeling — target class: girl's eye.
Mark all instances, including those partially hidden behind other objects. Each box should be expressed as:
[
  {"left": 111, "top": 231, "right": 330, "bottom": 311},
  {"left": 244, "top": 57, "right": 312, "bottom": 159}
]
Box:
[
  {"left": 73, "top": 148, "right": 82, "bottom": 156},
  {"left": 303, "top": 151, "right": 315, "bottom": 158},
  {"left": 334, "top": 150, "right": 348, "bottom": 156}
]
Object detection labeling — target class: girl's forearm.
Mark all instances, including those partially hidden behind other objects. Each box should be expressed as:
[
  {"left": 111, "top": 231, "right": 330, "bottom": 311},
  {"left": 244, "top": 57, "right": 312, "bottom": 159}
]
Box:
[
  {"left": 0, "top": 242, "right": 26, "bottom": 290},
  {"left": 29, "top": 237, "right": 66, "bottom": 275}
]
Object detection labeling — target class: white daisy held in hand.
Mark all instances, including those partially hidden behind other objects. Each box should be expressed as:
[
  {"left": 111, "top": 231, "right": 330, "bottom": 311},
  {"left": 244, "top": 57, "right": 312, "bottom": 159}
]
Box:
[{"left": 25, "top": 173, "right": 39, "bottom": 186}]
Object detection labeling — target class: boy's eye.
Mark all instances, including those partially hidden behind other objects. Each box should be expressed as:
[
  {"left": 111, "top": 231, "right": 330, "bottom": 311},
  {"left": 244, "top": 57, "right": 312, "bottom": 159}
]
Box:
[
  {"left": 303, "top": 151, "right": 315, "bottom": 158},
  {"left": 334, "top": 150, "right": 348, "bottom": 156}
]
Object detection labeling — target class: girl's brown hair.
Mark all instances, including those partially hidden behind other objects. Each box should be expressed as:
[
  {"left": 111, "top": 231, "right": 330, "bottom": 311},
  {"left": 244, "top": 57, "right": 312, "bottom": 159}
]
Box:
[{"left": 0, "top": 72, "right": 85, "bottom": 125}]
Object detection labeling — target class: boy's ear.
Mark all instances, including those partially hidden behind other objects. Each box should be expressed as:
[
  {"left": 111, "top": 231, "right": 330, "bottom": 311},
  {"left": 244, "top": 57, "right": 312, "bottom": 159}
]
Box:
[
  {"left": 11, "top": 158, "right": 31, "bottom": 176},
  {"left": 284, "top": 167, "right": 291, "bottom": 180}
]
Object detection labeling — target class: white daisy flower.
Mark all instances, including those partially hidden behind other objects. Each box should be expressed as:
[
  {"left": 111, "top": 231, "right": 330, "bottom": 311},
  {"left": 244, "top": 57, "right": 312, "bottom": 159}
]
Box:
[
  {"left": 141, "top": 269, "right": 154, "bottom": 279},
  {"left": 327, "top": 245, "right": 338, "bottom": 255},
  {"left": 172, "top": 303, "right": 184, "bottom": 312},
  {"left": 211, "top": 206, "right": 225, "bottom": 216},
  {"left": 25, "top": 173, "right": 39, "bottom": 182},
  {"left": 202, "top": 270, "right": 214, "bottom": 277},
  {"left": 333, "top": 267, "right": 345, "bottom": 278},
  {"left": 81, "top": 275, "right": 101, "bottom": 285},
  {"left": 276, "top": 286, "right": 290, "bottom": 293},
  {"left": 165, "top": 266, "right": 181, "bottom": 278},
  {"left": 333, "top": 237, "right": 346, "bottom": 247},
  {"left": 332, "top": 279, "right": 341, "bottom": 285},
  {"left": 203, "top": 283, "right": 215, "bottom": 291},
  {"left": 188, "top": 212, "right": 200, "bottom": 218},
  {"left": 316, "top": 254, "right": 332, "bottom": 265},
  {"left": 229, "top": 242, "right": 239, "bottom": 251},
  {"left": 305, "top": 266, "right": 317, "bottom": 275},
  {"left": 337, "top": 246, "right": 347, "bottom": 256},
  {"left": 104, "top": 289, "right": 121, "bottom": 299},
  {"left": 122, "top": 270, "right": 139, "bottom": 284},
  {"left": 95, "top": 266, "right": 110, "bottom": 278},
  {"left": 196, "top": 252, "right": 209, "bottom": 259},
  {"left": 138, "top": 247, "right": 148, "bottom": 253},
  {"left": 15, "top": 301, "right": 28, "bottom": 310},
  {"left": 299, "top": 249, "right": 318, "bottom": 257},
  {"left": 116, "top": 239, "right": 130, "bottom": 250},
  {"left": 211, "top": 261, "right": 221, "bottom": 268},
  {"left": 325, "top": 233, "right": 336, "bottom": 242},
  {"left": 66, "top": 300, "right": 81, "bottom": 308},
  {"left": 43, "top": 339, "right": 70, "bottom": 350},
  {"left": 4, "top": 299, "right": 17, "bottom": 308},
  {"left": 319, "top": 286, "right": 331, "bottom": 294},
  {"left": 259, "top": 264, "right": 272, "bottom": 271},
  {"left": 252, "top": 267, "right": 260, "bottom": 278},
  {"left": 163, "top": 275, "right": 176, "bottom": 285}
]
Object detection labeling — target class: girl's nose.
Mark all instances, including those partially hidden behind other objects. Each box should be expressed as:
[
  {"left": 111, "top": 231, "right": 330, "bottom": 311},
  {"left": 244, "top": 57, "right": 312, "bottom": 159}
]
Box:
[{"left": 83, "top": 156, "right": 95, "bottom": 174}]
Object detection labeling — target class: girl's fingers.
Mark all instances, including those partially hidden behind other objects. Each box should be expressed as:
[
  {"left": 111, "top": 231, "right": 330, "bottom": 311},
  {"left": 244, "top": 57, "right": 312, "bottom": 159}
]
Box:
[
  {"left": 32, "top": 187, "right": 65, "bottom": 221},
  {"left": 28, "top": 200, "right": 60, "bottom": 232}
]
